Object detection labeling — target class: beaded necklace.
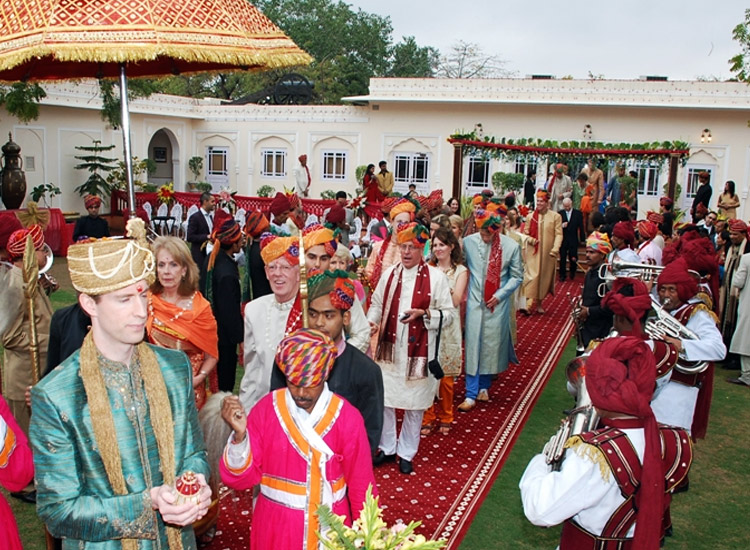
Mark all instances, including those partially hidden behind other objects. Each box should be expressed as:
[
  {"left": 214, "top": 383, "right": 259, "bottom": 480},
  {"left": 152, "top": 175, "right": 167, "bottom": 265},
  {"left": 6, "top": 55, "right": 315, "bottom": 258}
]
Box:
[{"left": 150, "top": 292, "right": 195, "bottom": 326}]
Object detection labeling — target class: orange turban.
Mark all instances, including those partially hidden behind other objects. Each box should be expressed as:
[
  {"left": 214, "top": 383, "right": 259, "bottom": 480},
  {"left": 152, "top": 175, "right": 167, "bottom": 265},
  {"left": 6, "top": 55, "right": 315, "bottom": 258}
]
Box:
[{"left": 260, "top": 233, "right": 299, "bottom": 265}]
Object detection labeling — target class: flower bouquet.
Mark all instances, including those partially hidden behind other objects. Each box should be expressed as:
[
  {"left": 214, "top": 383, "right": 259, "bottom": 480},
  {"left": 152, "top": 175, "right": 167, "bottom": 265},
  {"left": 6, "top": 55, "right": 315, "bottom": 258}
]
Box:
[
  {"left": 218, "top": 186, "right": 238, "bottom": 214},
  {"left": 157, "top": 182, "right": 175, "bottom": 205},
  {"left": 317, "top": 486, "right": 445, "bottom": 550}
]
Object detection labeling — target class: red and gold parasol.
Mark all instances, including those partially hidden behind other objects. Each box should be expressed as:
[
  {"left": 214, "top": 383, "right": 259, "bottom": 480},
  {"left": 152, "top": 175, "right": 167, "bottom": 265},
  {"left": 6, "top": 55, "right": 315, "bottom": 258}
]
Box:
[{"left": 0, "top": 0, "right": 311, "bottom": 212}]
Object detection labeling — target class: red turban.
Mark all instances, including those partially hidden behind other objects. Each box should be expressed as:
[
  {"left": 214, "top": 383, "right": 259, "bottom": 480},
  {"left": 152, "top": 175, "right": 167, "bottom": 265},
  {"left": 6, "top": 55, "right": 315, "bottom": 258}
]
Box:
[
  {"left": 659, "top": 197, "right": 673, "bottom": 207},
  {"left": 612, "top": 221, "right": 635, "bottom": 246},
  {"left": 646, "top": 211, "right": 663, "bottom": 225},
  {"left": 287, "top": 192, "right": 301, "bottom": 210},
  {"left": 427, "top": 189, "right": 443, "bottom": 210},
  {"left": 601, "top": 278, "right": 652, "bottom": 335},
  {"left": 84, "top": 194, "right": 102, "bottom": 209},
  {"left": 325, "top": 204, "right": 346, "bottom": 224},
  {"left": 695, "top": 202, "right": 708, "bottom": 216},
  {"left": 587, "top": 336, "right": 661, "bottom": 550},
  {"left": 637, "top": 220, "right": 658, "bottom": 240},
  {"left": 6, "top": 224, "right": 45, "bottom": 260},
  {"left": 244, "top": 211, "right": 270, "bottom": 238},
  {"left": 657, "top": 257, "right": 698, "bottom": 303},
  {"left": 381, "top": 196, "right": 398, "bottom": 214},
  {"left": 269, "top": 192, "right": 292, "bottom": 217},
  {"left": 680, "top": 237, "right": 720, "bottom": 308},
  {"left": 728, "top": 218, "right": 748, "bottom": 235}
]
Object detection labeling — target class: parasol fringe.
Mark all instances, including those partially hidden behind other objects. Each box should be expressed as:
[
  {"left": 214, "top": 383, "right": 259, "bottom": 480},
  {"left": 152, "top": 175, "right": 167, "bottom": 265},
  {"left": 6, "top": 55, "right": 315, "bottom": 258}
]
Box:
[{"left": 0, "top": 42, "right": 312, "bottom": 70}]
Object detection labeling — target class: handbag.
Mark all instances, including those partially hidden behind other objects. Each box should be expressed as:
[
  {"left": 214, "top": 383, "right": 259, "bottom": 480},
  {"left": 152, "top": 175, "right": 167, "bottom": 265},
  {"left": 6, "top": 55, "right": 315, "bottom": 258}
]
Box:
[{"left": 427, "top": 309, "right": 444, "bottom": 380}]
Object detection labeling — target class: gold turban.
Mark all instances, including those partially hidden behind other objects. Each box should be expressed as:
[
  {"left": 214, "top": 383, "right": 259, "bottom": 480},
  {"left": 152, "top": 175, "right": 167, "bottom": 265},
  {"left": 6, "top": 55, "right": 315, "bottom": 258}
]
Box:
[{"left": 67, "top": 218, "right": 155, "bottom": 295}]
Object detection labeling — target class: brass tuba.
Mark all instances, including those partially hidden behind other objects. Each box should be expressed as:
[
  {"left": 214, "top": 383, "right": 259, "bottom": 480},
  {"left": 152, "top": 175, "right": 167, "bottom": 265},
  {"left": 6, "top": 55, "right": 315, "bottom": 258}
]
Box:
[
  {"left": 597, "top": 251, "right": 666, "bottom": 297},
  {"left": 543, "top": 356, "right": 600, "bottom": 470}
]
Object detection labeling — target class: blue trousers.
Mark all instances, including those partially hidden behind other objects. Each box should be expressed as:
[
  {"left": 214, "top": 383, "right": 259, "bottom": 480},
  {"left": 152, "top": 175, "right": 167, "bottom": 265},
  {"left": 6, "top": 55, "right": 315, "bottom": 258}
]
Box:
[{"left": 465, "top": 373, "right": 492, "bottom": 400}]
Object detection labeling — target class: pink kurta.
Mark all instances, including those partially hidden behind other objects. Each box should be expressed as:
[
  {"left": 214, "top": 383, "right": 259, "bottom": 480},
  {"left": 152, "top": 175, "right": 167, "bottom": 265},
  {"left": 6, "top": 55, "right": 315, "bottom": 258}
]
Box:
[
  {"left": 220, "top": 390, "right": 376, "bottom": 550},
  {"left": 0, "top": 395, "right": 35, "bottom": 550}
]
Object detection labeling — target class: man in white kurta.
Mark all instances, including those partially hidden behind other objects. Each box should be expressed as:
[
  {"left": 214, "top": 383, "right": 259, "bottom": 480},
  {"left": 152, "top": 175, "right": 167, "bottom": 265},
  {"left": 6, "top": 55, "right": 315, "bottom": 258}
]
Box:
[
  {"left": 727, "top": 252, "right": 750, "bottom": 386},
  {"left": 636, "top": 220, "right": 663, "bottom": 266},
  {"left": 367, "top": 222, "right": 455, "bottom": 474},
  {"left": 239, "top": 235, "right": 302, "bottom": 411},
  {"left": 649, "top": 258, "right": 726, "bottom": 435},
  {"left": 461, "top": 208, "right": 523, "bottom": 411}
]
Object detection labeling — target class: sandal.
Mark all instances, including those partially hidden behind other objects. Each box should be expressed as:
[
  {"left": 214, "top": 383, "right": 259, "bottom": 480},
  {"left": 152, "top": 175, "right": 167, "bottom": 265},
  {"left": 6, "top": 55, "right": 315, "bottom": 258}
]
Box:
[
  {"left": 439, "top": 423, "right": 451, "bottom": 435},
  {"left": 420, "top": 423, "right": 435, "bottom": 436}
]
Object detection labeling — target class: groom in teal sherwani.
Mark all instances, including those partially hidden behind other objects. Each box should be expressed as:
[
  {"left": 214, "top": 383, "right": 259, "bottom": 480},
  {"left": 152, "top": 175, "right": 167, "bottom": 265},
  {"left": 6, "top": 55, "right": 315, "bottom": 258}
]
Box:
[
  {"left": 30, "top": 218, "right": 211, "bottom": 550},
  {"left": 459, "top": 204, "right": 523, "bottom": 412}
]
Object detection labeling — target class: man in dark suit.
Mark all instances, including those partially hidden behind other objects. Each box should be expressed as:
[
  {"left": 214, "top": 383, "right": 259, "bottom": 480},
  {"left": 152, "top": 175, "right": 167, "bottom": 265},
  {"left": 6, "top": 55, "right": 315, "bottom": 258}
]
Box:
[
  {"left": 186, "top": 191, "right": 215, "bottom": 268},
  {"left": 558, "top": 197, "right": 585, "bottom": 281},
  {"left": 691, "top": 171, "right": 712, "bottom": 223},
  {"left": 200, "top": 218, "right": 245, "bottom": 392}
]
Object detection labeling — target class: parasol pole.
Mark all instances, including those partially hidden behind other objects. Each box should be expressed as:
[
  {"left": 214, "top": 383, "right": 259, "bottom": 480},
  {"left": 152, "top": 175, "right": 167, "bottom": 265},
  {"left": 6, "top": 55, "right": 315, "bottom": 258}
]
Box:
[
  {"left": 21, "top": 235, "right": 41, "bottom": 385},
  {"left": 291, "top": 220, "right": 309, "bottom": 328},
  {"left": 119, "top": 63, "right": 136, "bottom": 218}
]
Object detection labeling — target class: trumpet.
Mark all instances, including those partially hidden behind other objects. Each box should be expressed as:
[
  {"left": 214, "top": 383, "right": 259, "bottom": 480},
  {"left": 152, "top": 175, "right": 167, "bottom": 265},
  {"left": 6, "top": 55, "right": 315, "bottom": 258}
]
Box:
[
  {"left": 597, "top": 251, "right": 666, "bottom": 296},
  {"left": 543, "top": 356, "right": 599, "bottom": 470},
  {"left": 644, "top": 296, "right": 707, "bottom": 374},
  {"left": 567, "top": 291, "right": 585, "bottom": 354}
]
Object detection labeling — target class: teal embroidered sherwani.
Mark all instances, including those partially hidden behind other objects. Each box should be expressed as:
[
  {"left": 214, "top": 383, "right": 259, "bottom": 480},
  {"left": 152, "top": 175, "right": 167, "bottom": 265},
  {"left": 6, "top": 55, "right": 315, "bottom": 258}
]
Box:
[{"left": 30, "top": 344, "right": 209, "bottom": 550}]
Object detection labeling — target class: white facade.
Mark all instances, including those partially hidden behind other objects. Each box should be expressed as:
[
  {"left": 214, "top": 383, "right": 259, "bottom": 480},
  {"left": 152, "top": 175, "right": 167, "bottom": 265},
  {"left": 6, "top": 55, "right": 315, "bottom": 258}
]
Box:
[{"left": 2, "top": 77, "right": 750, "bottom": 219}]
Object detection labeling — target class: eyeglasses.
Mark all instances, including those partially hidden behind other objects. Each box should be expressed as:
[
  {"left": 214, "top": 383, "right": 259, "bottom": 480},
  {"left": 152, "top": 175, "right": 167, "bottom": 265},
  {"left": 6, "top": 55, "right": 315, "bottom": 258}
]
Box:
[
  {"left": 266, "top": 264, "right": 297, "bottom": 274},
  {"left": 399, "top": 244, "right": 419, "bottom": 252}
]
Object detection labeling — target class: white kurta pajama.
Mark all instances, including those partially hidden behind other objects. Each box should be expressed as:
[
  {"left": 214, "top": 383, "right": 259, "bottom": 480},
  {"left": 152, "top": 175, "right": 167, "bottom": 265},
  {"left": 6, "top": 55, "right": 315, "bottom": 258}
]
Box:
[
  {"left": 649, "top": 300, "right": 726, "bottom": 431},
  {"left": 463, "top": 233, "right": 524, "bottom": 376},
  {"left": 730, "top": 254, "right": 750, "bottom": 384},
  {"left": 367, "top": 262, "right": 455, "bottom": 460}
]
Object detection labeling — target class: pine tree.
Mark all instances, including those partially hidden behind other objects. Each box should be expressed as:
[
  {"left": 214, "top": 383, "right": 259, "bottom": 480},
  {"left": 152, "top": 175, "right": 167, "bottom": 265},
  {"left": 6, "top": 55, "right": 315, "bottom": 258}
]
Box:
[{"left": 74, "top": 140, "right": 118, "bottom": 198}]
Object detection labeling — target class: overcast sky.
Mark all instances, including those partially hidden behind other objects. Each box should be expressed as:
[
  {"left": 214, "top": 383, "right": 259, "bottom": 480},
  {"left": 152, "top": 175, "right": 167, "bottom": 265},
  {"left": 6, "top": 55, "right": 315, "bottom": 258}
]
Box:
[{"left": 346, "top": 0, "right": 747, "bottom": 80}]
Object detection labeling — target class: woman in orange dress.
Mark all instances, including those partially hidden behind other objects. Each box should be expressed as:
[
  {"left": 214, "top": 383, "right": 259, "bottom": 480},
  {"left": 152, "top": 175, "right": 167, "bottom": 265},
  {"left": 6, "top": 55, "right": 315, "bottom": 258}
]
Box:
[{"left": 147, "top": 236, "right": 219, "bottom": 410}]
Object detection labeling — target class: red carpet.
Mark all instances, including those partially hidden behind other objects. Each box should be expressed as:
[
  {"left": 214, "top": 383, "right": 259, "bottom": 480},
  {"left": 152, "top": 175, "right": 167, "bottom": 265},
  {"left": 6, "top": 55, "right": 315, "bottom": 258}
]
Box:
[{"left": 206, "top": 280, "right": 578, "bottom": 550}]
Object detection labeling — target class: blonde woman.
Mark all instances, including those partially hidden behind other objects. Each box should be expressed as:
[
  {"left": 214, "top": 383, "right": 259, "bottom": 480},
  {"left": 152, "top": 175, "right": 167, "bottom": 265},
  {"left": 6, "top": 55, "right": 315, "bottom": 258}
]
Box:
[{"left": 146, "top": 236, "right": 219, "bottom": 409}]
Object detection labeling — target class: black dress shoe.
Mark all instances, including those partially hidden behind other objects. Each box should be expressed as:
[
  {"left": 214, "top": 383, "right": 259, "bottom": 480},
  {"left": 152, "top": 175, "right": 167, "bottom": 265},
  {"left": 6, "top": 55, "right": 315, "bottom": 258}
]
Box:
[
  {"left": 372, "top": 450, "right": 396, "bottom": 466},
  {"left": 399, "top": 458, "right": 413, "bottom": 474},
  {"left": 726, "top": 377, "right": 750, "bottom": 387},
  {"left": 10, "top": 490, "right": 36, "bottom": 504}
]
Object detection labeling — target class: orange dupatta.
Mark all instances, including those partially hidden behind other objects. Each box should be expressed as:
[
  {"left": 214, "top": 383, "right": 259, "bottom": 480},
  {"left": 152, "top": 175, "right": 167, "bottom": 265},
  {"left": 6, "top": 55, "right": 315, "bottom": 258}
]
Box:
[{"left": 146, "top": 291, "right": 219, "bottom": 359}]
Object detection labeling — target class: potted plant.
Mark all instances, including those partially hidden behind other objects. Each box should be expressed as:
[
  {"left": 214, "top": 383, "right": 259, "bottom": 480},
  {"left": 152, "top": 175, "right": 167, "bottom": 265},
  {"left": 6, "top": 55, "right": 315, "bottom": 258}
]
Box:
[{"left": 29, "top": 183, "right": 61, "bottom": 207}]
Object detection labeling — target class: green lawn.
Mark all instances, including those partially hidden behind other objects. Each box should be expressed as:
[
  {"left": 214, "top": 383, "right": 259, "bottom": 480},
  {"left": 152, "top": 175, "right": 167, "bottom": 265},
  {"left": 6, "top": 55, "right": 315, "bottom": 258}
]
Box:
[{"left": 460, "top": 341, "right": 750, "bottom": 549}]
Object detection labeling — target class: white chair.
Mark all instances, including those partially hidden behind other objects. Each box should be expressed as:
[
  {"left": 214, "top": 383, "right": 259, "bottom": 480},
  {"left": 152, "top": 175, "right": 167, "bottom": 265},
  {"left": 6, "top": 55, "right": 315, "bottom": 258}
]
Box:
[
  {"left": 304, "top": 213, "right": 319, "bottom": 228},
  {"left": 235, "top": 207, "right": 246, "bottom": 226},
  {"left": 142, "top": 202, "right": 153, "bottom": 231},
  {"left": 350, "top": 216, "right": 362, "bottom": 244},
  {"left": 156, "top": 203, "right": 168, "bottom": 218},
  {"left": 182, "top": 204, "right": 198, "bottom": 238},
  {"left": 169, "top": 202, "right": 183, "bottom": 236},
  {"left": 364, "top": 218, "right": 379, "bottom": 243}
]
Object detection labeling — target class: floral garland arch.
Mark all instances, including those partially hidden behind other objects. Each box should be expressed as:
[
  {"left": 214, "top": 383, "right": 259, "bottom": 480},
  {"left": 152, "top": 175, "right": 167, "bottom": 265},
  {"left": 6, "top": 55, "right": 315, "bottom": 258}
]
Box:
[{"left": 449, "top": 131, "right": 691, "bottom": 167}]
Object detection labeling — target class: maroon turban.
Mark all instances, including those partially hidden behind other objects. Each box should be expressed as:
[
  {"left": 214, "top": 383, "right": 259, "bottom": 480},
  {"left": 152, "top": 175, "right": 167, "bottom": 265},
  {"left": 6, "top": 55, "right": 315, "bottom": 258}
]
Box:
[
  {"left": 695, "top": 202, "right": 708, "bottom": 216},
  {"left": 659, "top": 197, "right": 673, "bottom": 207},
  {"left": 646, "top": 211, "right": 663, "bottom": 225},
  {"left": 657, "top": 257, "right": 698, "bottom": 303},
  {"left": 269, "top": 192, "right": 292, "bottom": 217},
  {"left": 728, "top": 218, "right": 748, "bottom": 235},
  {"left": 326, "top": 204, "right": 346, "bottom": 224},
  {"left": 587, "top": 336, "right": 661, "bottom": 550},
  {"left": 601, "top": 278, "right": 652, "bottom": 335},
  {"left": 612, "top": 221, "right": 635, "bottom": 246}
]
